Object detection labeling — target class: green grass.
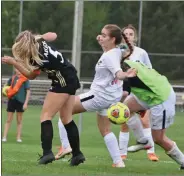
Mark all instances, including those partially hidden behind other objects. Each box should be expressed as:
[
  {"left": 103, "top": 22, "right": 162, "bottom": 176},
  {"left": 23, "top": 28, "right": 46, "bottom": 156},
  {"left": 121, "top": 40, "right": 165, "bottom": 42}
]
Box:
[{"left": 2, "top": 106, "right": 184, "bottom": 176}]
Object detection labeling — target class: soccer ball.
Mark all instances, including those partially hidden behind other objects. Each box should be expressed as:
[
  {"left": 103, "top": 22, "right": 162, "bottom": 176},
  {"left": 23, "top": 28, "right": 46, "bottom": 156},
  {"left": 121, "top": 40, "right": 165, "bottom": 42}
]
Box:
[
  {"left": 107, "top": 102, "right": 130, "bottom": 125},
  {"left": 2, "top": 86, "right": 10, "bottom": 96}
]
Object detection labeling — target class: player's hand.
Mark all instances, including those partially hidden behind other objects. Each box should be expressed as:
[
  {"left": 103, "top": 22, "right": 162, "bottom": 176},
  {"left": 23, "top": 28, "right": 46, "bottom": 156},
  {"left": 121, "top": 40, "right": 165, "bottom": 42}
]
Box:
[
  {"left": 126, "top": 68, "right": 137, "bottom": 77},
  {"left": 96, "top": 35, "right": 101, "bottom": 41},
  {"left": 2, "top": 56, "right": 16, "bottom": 65},
  {"left": 23, "top": 104, "right": 28, "bottom": 110}
]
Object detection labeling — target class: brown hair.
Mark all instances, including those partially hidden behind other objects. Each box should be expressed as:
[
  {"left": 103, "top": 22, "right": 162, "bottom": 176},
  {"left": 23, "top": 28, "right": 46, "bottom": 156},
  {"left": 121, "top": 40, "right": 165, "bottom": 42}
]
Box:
[
  {"left": 104, "top": 24, "right": 122, "bottom": 45},
  {"left": 103, "top": 24, "right": 133, "bottom": 63},
  {"left": 121, "top": 33, "right": 134, "bottom": 61},
  {"left": 122, "top": 24, "right": 138, "bottom": 45},
  {"left": 12, "top": 30, "right": 42, "bottom": 71}
]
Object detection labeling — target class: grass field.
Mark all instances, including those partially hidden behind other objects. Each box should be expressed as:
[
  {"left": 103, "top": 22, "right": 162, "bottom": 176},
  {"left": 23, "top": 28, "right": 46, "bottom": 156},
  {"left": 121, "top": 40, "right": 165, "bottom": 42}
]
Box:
[{"left": 1, "top": 106, "right": 184, "bottom": 176}]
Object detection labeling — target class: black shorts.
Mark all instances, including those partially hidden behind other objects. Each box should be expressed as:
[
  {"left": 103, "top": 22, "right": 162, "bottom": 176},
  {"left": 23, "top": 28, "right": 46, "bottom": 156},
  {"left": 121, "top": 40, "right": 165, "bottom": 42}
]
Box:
[
  {"left": 7, "top": 99, "right": 24, "bottom": 113},
  {"left": 123, "top": 80, "right": 131, "bottom": 95},
  {"left": 49, "top": 77, "right": 80, "bottom": 95}
]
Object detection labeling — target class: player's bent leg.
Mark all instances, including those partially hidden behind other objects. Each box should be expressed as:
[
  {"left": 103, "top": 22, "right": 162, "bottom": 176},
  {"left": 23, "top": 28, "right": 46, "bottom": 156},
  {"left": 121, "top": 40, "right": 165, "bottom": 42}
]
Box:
[
  {"left": 39, "top": 92, "right": 70, "bottom": 165},
  {"left": 60, "top": 95, "right": 85, "bottom": 166},
  {"left": 72, "top": 95, "right": 87, "bottom": 115},
  {"left": 124, "top": 95, "right": 153, "bottom": 152},
  {"left": 119, "top": 123, "right": 129, "bottom": 160},
  {"left": 97, "top": 113, "right": 125, "bottom": 168},
  {"left": 56, "top": 95, "right": 86, "bottom": 160},
  {"left": 127, "top": 114, "right": 153, "bottom": 152},
  {"left": 152, "top": 129, "right": 184, "bottom": 169}
]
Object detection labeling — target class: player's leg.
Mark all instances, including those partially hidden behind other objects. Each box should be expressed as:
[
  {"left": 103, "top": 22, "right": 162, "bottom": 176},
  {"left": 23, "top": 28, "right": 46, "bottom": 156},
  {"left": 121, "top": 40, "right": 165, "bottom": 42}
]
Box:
[
  {"left": 119, "top": 123, "right": 129, "bottom": 160},
  {"left": 97, "top": 111, "right": 125, "bottom": 168},
  {"left": 140, "top": 110, "right": 159, "bottom": 161},
  {"left": 119, "top": 91, "right": 130, "bottom": 160},
  {"left": 56, "top": 94, "right": 88, "bottom": 159},
  {"left": 124, "top": 95, "right": 153, "bottom": 150},
  {"left": 16, "top": 112, "right": 23, "bottom": 142},
  {"left": 60, "top": 95, "right": 85, "bottom": 166},
  {"left": 38, "top": 92, "right": 70, "bottom": 164},
  {"left": 2, "top": 99, "right": 15, "bottom": 142},
  {"left": 55, "top": 118, "right": 72, "bottom": 160},
  {"left": 2, "top": 112, "right": 14, "bottom": 142},
  {"left": 16, "top": 100, "right": 24, "bottom": 142},
  {"left": 151, "top": 90, "right": 184, "bottom": 169}
]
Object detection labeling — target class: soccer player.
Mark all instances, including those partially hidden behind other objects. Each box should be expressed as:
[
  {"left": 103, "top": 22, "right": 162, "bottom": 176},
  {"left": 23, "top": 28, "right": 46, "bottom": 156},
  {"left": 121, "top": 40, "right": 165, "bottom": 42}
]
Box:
[
  {"left": 2, "top": 69, "right": 30, "bottom": 143},
  {"left": 56, "top": 24, "right": 137, "bottom": 168},
  {"left": 121, "top": 59, "right": 184, "bottom": 170},
  {"left": 2, "top": 31, "right": 85, "bottom": 166},
  {"left": 119, "top": 24, "right": 159, "bottom": 161}
]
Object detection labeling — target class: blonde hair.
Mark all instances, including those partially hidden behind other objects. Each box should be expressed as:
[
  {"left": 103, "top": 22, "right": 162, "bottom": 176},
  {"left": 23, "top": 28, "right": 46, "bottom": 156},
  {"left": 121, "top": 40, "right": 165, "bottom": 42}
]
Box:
[
  {"left": 122, "top": 24, "right": 138, "bottom": 45},
  {"left": 12, "top": 30, "right": 43, "bottom": 71}
]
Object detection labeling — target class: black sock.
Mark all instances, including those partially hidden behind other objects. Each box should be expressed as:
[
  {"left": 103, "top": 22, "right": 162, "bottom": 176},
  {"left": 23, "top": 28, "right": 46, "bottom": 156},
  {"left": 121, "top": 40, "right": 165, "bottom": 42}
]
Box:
[
  {"left": 41, "top": 120, "right": 53, "bottom": 155},
  {"left": 64, "top": 120, "right": 81, "bottom": 157}
]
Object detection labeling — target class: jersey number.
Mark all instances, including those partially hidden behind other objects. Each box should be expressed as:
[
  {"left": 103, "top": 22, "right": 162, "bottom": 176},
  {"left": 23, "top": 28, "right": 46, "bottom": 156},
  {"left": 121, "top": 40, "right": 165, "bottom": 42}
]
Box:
[{"left": 49, "top": 47, "right": 64, "bottom": 63}]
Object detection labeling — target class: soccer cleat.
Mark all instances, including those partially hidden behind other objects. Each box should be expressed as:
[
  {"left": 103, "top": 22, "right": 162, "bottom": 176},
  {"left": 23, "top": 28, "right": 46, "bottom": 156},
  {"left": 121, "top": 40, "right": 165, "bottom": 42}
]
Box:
[
  {"left": 147, "top": 153, "right": 159, "bottom": 162},
  {"left": 121, "top": 155, "right": 127, "bottom": 160},
  {"left": 55, "top": 146, "right": 72, "bottom": 160},
  {"left": 17, "top": 139, "right": 22, "bottom": 143},
  {"left": 180, "top": 165, "right": 184, "bottom": 170},
  {"left": 128, "top": 140, "right": 152, "bottom": 152},
  {"left": 69, "top": 152, "right": 85, "bottom": 166},
  {"left": 2, "top": 138, "right": 7, "bottom": 142},
  {"left": 38, "top": 152, "right": 55, "bottom": 165},
  {"left": 112, "top": 161, "right": 125, "bottom": 168}
]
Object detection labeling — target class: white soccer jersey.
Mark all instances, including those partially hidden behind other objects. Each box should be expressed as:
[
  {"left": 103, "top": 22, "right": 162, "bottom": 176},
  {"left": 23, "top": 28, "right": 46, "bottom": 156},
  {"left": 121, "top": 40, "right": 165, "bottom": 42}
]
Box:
[
  {"left": 90, "top": 48, "right": 123, "bottom": 101},
  {"left": 129, "top": 46, "right": 152, "bottom": 68}
]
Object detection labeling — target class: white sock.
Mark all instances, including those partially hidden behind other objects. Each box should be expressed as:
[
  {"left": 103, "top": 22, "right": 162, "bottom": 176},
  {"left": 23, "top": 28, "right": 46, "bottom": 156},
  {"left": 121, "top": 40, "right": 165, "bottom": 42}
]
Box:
[
  {"left": 58, "top": 118, "right": 70, "bottom": 149},
  {"left": 166, "top": 142, "right": 184, "bottom": 166},
  {"left": 119, "top": 131, "right": 129, "bottom": 155},
  {"left": 143, "top": 128, "right": 155, "bottom": 154},
  {"left": 104, "top": 132, "right": 122, "bottom": 164},
  {"left": 127, "top": 114, "right": 148, "bottom": 144}
]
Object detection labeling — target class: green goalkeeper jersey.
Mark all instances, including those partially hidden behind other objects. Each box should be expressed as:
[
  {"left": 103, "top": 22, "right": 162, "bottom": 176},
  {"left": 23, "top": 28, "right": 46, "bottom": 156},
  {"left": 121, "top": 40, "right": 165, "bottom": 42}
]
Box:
[{"left": 123, "top": 60, "right": 172, "bottom": 106}]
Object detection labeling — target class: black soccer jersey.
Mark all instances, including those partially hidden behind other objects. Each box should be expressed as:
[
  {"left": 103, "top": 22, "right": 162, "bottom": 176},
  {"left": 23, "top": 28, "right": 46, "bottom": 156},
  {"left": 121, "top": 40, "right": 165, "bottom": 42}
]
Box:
[{"left": 32, "top": 38, "right": 80, "bottom": 94}]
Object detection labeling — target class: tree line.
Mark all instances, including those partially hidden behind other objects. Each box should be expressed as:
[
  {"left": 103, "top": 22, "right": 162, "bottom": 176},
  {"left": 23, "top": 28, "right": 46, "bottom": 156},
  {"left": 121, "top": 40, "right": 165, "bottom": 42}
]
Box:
[{"left": 2, "top": 1, "right": 184, "bottom": 81}]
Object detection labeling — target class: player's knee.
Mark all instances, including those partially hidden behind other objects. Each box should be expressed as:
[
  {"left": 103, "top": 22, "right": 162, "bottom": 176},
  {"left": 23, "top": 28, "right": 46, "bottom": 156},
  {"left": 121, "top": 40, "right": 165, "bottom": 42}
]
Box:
[
  {"left": 16, "top": 118, "right": 22, "bottom": 125},
  {"left": 6, "top": 118, "right": 13, "bottom": 124}
]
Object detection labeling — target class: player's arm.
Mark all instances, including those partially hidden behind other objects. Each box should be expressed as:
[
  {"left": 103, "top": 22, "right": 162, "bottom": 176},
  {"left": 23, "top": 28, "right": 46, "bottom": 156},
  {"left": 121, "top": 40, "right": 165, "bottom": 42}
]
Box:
[
  {"left": 24, "top": 80, "right": 31, "bottom": 106},
  {"left": 13, "top": 61, "right": 40, "bottom": 80},
  {"left": 24, "top": 89, "right": 31, "bottom": 107},
  {"left": 116, "top": 69, "right": 137, "bottom": 80},
  {"left": 2, "top": 56, "right": 40, "bottom": 80},
  {"left": 41, "top": 32, "right": 57, "bottom": 42},
  {"left": 104, "top": 54, "right": 137, "bottom": 80}
]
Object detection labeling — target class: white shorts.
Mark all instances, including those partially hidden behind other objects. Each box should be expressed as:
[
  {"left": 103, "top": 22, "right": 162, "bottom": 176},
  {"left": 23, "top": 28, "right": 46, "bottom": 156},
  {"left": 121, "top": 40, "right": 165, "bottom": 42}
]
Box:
[
  {"left": 79, "top": 90, "right": 122, "bottom": 116},
  {"left": 130, "top": 89, "right": 176, "bottom": 130}
]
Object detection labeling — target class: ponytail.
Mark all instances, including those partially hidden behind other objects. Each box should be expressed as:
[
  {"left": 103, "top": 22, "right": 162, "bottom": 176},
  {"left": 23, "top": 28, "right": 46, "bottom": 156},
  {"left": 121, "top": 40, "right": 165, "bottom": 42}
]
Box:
[{"left": 121, "top": 33, "right": 133, "bottom": 62}]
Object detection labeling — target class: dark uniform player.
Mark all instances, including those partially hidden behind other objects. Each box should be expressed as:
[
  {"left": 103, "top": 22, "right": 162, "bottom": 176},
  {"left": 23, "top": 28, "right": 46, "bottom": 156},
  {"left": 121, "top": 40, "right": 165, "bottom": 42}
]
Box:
[
  {"left": 2, "top": 31, "right": 85, "bottom": 166},
  {"left": 37, "top": 38, "right": 80, "bottom": 95}
]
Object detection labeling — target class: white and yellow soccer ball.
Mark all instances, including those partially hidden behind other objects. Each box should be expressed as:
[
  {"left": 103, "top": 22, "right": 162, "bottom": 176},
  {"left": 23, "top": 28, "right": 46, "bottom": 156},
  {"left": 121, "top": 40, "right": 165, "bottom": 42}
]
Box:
[
  {"left": 2, "top": 86, "right": 10, "bottom": 97},
  {"left": 107, "top": 102, "right": 130, "bottom": 125}
]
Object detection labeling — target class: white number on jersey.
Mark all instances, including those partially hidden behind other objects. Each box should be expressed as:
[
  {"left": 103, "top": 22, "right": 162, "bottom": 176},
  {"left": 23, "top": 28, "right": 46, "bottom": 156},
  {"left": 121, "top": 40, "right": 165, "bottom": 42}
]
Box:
[{"left": 48, "top": 47, "right": 64, "bottom": 63}]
